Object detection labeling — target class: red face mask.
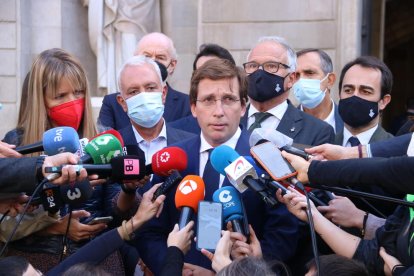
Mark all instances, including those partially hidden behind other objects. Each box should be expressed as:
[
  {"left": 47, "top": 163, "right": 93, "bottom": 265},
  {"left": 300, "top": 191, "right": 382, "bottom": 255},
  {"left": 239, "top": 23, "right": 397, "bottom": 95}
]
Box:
[{"left": 48, "top": 98, "right": 85, "bottom": 130}]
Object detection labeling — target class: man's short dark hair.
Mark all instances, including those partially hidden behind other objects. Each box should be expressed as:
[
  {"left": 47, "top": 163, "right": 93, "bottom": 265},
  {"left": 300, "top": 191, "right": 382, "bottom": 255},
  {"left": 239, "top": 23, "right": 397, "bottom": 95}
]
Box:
[
  {"left": 297, "top": 48, "right": 333, "bottom": 75},
  {"left": 338, "top": 56, "right": 393, "bottom": 98},
  {"left": 190, "top": 59, "right": 248, "bottom": 106},
  {"left": 306, "top": 254, "right": 369, "bottom": 276},
  {"left": 192, "top": 43, "right": 236, "bottom": 71}
]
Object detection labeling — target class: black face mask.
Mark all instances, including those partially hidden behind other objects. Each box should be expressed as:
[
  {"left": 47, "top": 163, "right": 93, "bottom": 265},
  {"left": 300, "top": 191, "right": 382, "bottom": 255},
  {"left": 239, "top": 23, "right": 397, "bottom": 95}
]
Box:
[
  {"left": 248, "top": 70, "right": 287, "bottom": 102},
  {"left": 338, "top": 96, "right": 379, "bottom": 128}
]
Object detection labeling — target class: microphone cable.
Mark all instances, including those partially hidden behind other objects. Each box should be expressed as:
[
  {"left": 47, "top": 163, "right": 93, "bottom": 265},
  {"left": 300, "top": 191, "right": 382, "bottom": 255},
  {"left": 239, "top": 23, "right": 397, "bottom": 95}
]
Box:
[
  {"left": 293, "top": 179, "right": 320, "bottom": 276},
  {"left": 0, "top": 210, "right": 10, "bottom": 224},
  {"left": 0, "top": 178, "right": 46, "bottom": 257},
  {"left": 60, "top": 206, "right": 73, "bottom": 262},
  {"left": 344, "top": 185, "right": 386, "bottom": 219}
]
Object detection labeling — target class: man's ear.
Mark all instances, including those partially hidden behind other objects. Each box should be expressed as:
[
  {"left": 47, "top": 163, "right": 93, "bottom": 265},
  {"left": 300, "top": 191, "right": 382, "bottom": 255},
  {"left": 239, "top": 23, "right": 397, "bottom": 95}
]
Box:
[
  {"left": 117, "top": 94, "right": 128, "bottom": 113},
  {"left": 161, "top": 85, "right": 167, "bottom": 105},
  {"left": 379, "top": 94, "right": 391, "bottom": 111},
  {"left": 286, "top": 72, "right": 298, "bottom": 90},
  {"left": 327, "top": 72, "right": 336, "bottom": 89},
  {"left": 190, "top": 103, "right": 197, "bottom": 118}
]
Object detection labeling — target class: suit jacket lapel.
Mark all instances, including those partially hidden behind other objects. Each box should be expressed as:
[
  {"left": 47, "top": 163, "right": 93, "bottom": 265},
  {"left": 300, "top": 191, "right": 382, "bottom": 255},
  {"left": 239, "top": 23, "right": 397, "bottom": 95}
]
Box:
[{"left": 277, "top": 103, "right": 303, "bottom": 140}]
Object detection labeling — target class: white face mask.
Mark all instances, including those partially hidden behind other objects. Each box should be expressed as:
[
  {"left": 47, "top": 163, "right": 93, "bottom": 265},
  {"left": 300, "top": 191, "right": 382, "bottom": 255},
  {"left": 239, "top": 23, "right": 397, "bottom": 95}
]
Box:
[
  {"left": 125, "top": 92, "right": 164, "bottom": 128},
  {"left": 293, "top": 74, "right": 329, "bottom": 109}
]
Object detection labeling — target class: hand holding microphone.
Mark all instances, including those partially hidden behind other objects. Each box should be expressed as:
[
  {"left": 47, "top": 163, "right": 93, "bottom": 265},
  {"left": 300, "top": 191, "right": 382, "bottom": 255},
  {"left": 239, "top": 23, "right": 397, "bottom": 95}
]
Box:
[{"left": 0, "top": 141, "right": 21, "bottom": 158}]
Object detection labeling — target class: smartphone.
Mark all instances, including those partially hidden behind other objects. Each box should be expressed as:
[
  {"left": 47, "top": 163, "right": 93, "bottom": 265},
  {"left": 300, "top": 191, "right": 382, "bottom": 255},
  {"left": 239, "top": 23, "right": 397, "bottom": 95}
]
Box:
[
  {"left": 250, "top": 142, "right": 297, "bottom": 181},
  {"left": 196, "top": 201, "right": 223, "bottom": 252},
  {"left": 86, "top": 216, "right": 113, "bottom": 225}
]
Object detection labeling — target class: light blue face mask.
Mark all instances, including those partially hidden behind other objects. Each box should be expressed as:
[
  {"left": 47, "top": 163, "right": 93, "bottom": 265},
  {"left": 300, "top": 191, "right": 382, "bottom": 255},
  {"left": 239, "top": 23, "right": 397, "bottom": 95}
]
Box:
[
  {"left": 125, "top": 92, "right": 164, "bottom": 128},
  {"left": 293, "top": 74, "right": 329, "bottom": 109}
]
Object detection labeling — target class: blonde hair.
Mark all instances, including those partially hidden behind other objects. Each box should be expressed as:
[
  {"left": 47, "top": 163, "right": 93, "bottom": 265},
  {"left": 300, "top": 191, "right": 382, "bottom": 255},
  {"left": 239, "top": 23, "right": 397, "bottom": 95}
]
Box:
[{"left": 20, "top": 48, "right": 96, "bottom": 151}]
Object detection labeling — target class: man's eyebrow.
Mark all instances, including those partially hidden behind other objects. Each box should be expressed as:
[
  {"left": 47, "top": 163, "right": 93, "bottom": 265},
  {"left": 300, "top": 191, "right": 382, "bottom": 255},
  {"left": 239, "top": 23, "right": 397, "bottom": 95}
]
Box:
[{"left": 359, "top": 85, "right": 375, "bottom": 91}]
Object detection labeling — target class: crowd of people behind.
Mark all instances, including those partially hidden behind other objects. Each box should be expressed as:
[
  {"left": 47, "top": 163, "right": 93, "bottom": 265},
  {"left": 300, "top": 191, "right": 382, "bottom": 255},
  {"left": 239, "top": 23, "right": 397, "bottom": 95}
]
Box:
[{"left": 0, "top": 31, "right": 413, "bottom": 276}]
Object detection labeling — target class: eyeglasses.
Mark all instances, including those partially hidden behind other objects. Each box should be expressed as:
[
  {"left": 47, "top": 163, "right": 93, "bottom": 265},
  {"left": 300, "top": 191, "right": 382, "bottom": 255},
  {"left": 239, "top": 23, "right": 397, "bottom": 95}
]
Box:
[
  {"left": 196, "top": 95, "right": 241, "bottom": 107},
  {"left": 243, "top": 61, "right": 290, "bottom": 74}
]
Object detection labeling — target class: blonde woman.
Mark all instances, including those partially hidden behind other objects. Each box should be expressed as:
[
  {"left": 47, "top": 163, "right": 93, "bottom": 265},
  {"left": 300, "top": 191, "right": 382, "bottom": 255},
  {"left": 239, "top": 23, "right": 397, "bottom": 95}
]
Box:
[{"left": 2, "top": 49, "right": 121, "bottom": 272}]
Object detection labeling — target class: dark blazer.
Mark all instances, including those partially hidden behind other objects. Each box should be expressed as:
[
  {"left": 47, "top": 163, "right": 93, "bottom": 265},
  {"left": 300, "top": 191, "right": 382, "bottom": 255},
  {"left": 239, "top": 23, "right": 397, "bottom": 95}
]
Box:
[
  {"left": 168, "top": 115, "right": 201, "bottom": 135},
  {"left": 298, "top": 102, "right": 344, "bottom": 134},
  {"left": 0, "top": 157, "right": 38, "bottom": 194},
  {"left": 334, "top": 125, "right": 394, "bottom": 145},
  {"left": 370, "top": 133, "right": 413, "bottom": 158},
  {"left": 242, "top": 102, "right": 335, "bottom": 146},
  {"left": 98, "top": 86, "right": 191, "bottom": 131},
  {"left": 309, "top": 156, "right": 414, "bottom": 195},
  {"left": 135, "top": 131, "right": 299, "bottom": 274}
]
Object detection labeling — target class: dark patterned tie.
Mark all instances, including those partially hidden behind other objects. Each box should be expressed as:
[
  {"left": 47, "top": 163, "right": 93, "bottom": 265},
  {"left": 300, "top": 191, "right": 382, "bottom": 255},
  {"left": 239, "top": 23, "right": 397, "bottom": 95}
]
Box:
[
  {"left": 248, "top": 112, "right": 272, "bottom": 132},
  {"left": 348, "top": 136, "right": 361, "bottom": 147},
  {"left": 202, "top": 149, "right": 220, "bottom": 200}
]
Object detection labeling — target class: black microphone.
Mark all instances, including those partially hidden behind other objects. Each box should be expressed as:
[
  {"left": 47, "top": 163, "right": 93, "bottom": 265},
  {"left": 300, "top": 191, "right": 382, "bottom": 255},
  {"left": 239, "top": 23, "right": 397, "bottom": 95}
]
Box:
[
  {"left": 44, "top": 155, "right": 146, "bottom": 182},
  {"left": 60, "top": 179, "right": 93, "bottom": 207}
]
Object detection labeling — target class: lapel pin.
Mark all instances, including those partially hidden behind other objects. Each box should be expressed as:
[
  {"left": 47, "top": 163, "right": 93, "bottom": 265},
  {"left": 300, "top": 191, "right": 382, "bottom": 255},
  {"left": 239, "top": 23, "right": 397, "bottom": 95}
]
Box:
[{"left": 290, "top": 127, "right": 295, "bottom": 132}]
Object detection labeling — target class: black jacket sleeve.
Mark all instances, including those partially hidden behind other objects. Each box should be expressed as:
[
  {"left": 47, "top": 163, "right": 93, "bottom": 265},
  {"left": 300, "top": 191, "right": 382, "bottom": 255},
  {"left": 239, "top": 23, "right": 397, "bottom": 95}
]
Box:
[
  {"left": 308, "top": 157, "right": 414, "bottom": 195},
  {"left": 160, "top": 246, "right": 184, "bottom": 276},
  {"left": 0, "top": 157, "right": 39, "bottom": 194}
]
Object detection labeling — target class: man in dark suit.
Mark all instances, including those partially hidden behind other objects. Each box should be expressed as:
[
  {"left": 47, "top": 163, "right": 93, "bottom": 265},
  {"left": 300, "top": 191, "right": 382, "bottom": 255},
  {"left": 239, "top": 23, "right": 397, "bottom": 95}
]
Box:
[
  {"left": 136, "top": 59, "right": 299, "bottom": 275},
  {"left": 98, "top": 32, "right": 191, "bottom": 130},
  {"left": 293, "top": 48, "right": 344, "bottom": 134},
  {"left": 241, "top": 36, "right": 334, "bottom": 146},
  {"left": 334, "top": 56, "right": 393, "bottom": 147}
]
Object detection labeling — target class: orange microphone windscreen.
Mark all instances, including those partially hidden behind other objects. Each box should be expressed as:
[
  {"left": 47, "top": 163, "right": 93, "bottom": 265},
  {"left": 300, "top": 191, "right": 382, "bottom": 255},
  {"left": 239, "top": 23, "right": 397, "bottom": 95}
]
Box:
[{"left": 175, "top": 175, "right": 205, "bottom": 213}]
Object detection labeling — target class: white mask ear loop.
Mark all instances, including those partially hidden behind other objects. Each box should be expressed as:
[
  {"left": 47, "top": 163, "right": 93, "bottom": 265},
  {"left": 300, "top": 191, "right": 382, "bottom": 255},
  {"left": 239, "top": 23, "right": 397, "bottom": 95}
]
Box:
[{"left": 321, "top": 73, "right": 331, "bottom": 93}]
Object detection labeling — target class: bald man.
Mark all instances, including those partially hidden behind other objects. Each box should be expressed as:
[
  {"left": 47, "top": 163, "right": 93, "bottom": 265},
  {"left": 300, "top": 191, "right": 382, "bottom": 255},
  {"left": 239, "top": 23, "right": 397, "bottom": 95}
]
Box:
[{"left": 98, "top": 32, "right": 191, "bottom": 131}]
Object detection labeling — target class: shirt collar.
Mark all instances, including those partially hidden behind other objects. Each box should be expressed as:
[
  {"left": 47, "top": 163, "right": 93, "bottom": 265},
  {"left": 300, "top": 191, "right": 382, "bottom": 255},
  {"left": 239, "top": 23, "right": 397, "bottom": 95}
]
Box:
[
  {"left": 131, "top": 118, "right": 167, "bottom": 143},
  {"left": 248, "top": 100, "right": 288, "bottom": 121},
  {"left": 200, "top": 127, "right": 242, "bottom": 154},
  {"left": 343, "top": 124, "right": 378, "bottom": 146}
]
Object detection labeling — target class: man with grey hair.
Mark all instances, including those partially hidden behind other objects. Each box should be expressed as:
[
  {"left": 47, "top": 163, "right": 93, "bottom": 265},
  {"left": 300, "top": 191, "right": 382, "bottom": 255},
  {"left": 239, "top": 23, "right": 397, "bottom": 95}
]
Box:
[
  {"left": 242, "top": 36, "right": 334, "bottom": 145},
  {"left": 293, "top": 48, "right": 344, "bottom": 133},
  {"left": 98, "top": 32, "right": 191, "bottom": 131}
]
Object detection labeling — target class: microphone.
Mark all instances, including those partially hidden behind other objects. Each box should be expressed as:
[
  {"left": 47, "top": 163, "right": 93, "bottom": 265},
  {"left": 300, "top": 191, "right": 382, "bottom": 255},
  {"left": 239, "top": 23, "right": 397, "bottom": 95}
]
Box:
[
  {"left": 147, "top": 147, "right": 188, "bottom": 176},
  {"left": 175, "top": 175, "right": 205, "bottom": 229},
  {"left": 60, "top": 179, "right": 93, "bottom": 207},
  {"left": 213, "top": 186, "right": 249, "bottom": 237},
  {"left": 91, "top": 129, "right": 125, "bottom": 147},
  {"left": 44, "top": 155, "right": 146, "bottom": 182},
  {"left": 210, "top": 145, "right": 278, "bottom": 207},
  {"left": 37, "top": 179, "right": 93, "bottom": 211},
  {"left": 15, "top": 127, "right": 80, "bottom": 155},
  {"left": 249, "top": 128, "right": 310, "bottom": 160},
  {"left": 80, "top": 133, "right": 123, "bottom": 164}
]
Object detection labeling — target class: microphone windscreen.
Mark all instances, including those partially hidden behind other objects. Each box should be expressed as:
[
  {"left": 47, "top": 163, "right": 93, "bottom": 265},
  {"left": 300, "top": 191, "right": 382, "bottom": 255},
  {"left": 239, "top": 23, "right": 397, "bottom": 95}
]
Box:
[
  {"left": 212, "top": 186, "right": 243, "bottom": 222},
  {"left": 151, "top": 147, "right": 188, "bottom": 176},
  {"left": 84, "top": 134, "right": 123, "bottom": 164},
  {"left": 111, "top": 155, "right": 146, "bottom": 181},
  {"left": 210, "top": 145, "right": 239, "bottom": 175},
  {"left": 175, "top": 175, "right": 205, "bottom": 213},
  {"left": 42, "top": 127, "right": 80, "bottom": 155},
  {"left": 97, "top": 129, "right": 125, "bottom": 147},
  {"left": 60, "top": 179, "right": 93, "bottom": 207},
  {"left": 249, "top": 128, "right": 293, "bottom": 148}
]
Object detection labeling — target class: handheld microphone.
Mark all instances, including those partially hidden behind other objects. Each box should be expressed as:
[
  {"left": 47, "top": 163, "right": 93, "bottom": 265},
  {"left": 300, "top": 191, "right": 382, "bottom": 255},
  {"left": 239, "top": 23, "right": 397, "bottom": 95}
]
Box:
[
  {"left": 175, "top": 175, "right": 205, "bottom": 229},
  {"left": 60, "top": 179, "right": 93, "bottom": 207},
  {"left": 92, "top": 129, "right": 125, "bottom": 147},
  {"left": 146, "top": 147, "right": 188, "bottom": 176},
  {"left": 80, "top": 134, "right": 123, "bottom": 164},
  {"left": 15, "top": 127, "right": 80, "bottom": 155},
  {"left": 249, "top": 128, "right": 310, "bottom": 160},
  {"left": 212, "top": 186, "right": 249, "bottom": 237},
  {"left": 210, "top": 145, "right": 278, "bottom": 207},
  {"left": 44, "top": 155, "right": 146, "bottom": 182}
]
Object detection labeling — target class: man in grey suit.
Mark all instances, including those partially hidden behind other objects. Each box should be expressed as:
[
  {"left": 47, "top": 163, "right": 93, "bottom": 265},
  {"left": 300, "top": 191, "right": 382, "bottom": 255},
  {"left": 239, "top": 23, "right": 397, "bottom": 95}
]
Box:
[
  {"left": 293, "top": 48, "right": 344, "bottom": 134},
  {"left": 242, "top": 36, "right": 334, "bottom": 146}
]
